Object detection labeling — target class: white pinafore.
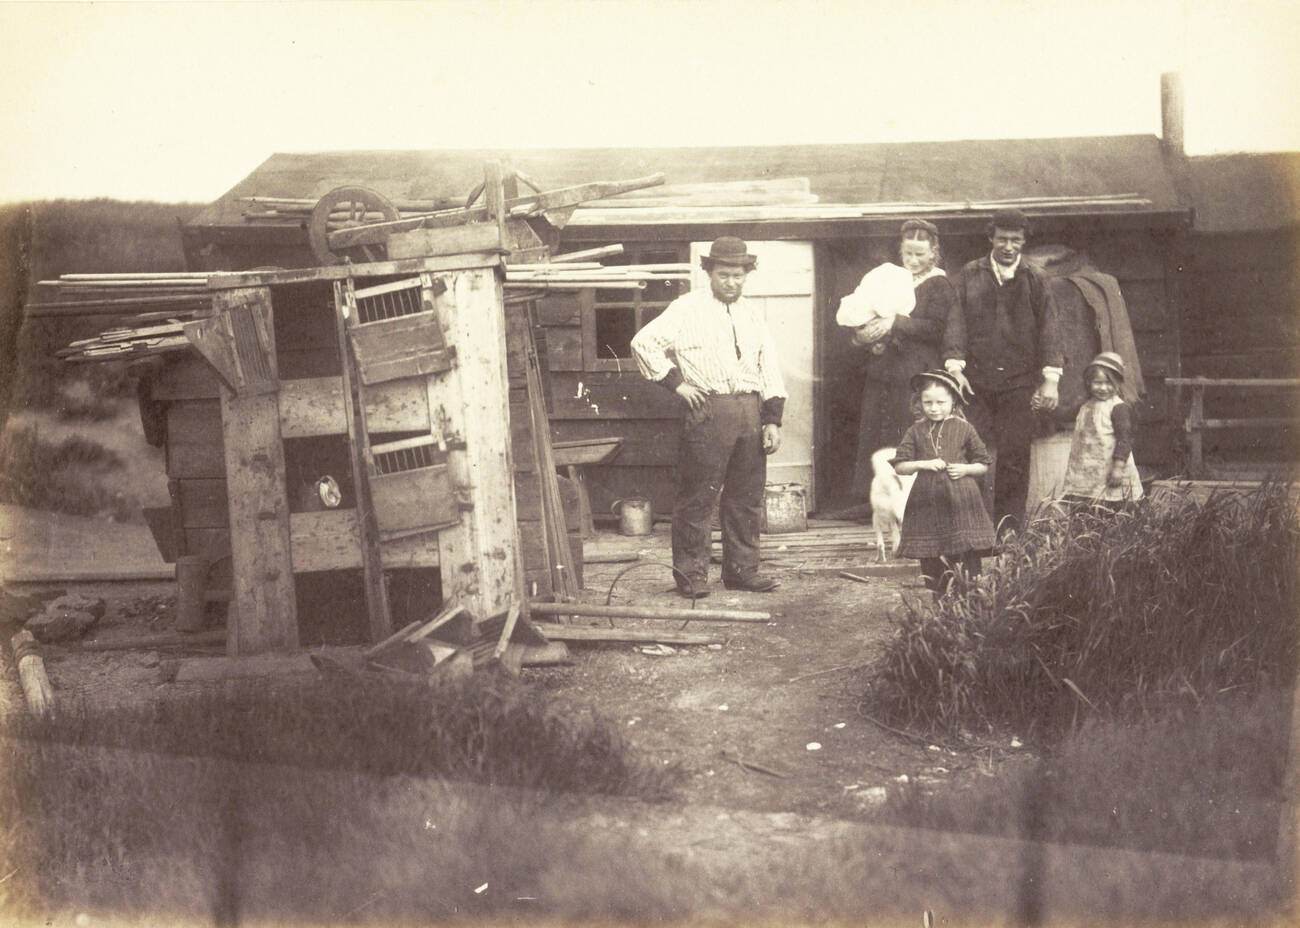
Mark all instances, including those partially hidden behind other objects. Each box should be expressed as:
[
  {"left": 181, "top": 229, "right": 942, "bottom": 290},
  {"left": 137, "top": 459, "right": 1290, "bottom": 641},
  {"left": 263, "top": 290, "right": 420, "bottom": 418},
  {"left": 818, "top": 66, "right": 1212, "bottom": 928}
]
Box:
[{"left": 1062, "top": 396, "right": 1143, "bottom": 501}]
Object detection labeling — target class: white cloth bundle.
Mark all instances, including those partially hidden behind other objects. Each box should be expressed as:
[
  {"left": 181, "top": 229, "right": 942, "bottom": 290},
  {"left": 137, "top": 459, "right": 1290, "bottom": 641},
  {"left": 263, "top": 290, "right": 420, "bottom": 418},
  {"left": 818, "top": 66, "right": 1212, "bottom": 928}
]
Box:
[{"left": 835, "top": 262, "right": 917, "bottom": 328}]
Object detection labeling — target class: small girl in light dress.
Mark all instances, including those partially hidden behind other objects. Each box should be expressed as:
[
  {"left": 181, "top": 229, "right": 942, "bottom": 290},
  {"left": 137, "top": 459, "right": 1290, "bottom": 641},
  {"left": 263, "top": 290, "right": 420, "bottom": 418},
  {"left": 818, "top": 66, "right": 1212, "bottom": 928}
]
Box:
[
  {"left": 892, "top": 370, "right": 997, "bottom": 594},
  {"left": 1061, "top": 352, "right": 1144, "bottom": 506}
]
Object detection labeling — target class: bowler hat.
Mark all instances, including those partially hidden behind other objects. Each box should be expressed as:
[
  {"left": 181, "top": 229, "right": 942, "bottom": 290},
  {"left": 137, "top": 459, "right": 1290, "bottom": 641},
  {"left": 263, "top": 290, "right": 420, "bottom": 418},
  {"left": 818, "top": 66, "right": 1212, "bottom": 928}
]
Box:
[
  {"left": 700, "top": 236, "right": 757, "bottom": 270},
  {"left": 987, "top": 208, "right": 1031, "bottom": 235},
  {"left": 1086, "top": 351, "right": 1126, "bottom": 381},
  {"left": 909, "top": 368, "right": 972, "bottom": 403}
]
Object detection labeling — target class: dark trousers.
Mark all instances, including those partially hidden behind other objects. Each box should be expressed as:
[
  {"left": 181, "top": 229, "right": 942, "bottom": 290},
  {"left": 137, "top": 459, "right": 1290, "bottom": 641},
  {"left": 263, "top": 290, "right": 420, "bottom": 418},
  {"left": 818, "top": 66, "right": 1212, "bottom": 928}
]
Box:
[
  {"left": 672, "top": 393, "right": 765, "bottom": 584},
  {"left": 966, "top": 383, "right": 1036, "bottom": 533},
  {"left": 919, "top": 553, "right": 983, "bottom": 594}
]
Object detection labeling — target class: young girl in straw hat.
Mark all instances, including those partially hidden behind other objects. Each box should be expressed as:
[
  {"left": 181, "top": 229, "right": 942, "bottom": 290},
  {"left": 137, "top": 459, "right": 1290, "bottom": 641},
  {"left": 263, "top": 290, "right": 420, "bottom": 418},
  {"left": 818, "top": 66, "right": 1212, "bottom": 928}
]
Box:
[
  {"left": 892, "top": 369, "right": 997, "bottom": 594},
  {"left": 1061, "top": 352, "right": 1144, "bottom": 504}
]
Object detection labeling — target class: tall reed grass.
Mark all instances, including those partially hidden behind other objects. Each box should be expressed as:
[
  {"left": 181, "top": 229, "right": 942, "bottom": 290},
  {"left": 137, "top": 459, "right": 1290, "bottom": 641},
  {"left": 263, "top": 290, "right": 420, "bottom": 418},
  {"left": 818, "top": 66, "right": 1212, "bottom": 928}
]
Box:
[{"left": 866, "top": 484, "right": 1299, "bottom": 736}]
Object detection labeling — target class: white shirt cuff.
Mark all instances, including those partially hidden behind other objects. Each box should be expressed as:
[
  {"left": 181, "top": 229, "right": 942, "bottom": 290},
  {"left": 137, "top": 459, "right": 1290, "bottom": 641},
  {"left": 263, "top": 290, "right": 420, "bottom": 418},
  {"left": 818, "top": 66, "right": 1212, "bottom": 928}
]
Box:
[{"left": 1041, "top": 367, "right": 1062, "bottom": 383}]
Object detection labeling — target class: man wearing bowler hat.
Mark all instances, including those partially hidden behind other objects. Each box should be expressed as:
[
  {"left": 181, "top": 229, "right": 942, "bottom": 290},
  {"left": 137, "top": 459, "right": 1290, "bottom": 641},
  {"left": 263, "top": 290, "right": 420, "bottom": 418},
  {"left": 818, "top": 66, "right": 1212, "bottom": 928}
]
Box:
[
  {"left": 942, "top": 208, "right": 1063, "bottom": 534},
  {"left": 631, "top": 237, "right": 787, "bottom": 597}
]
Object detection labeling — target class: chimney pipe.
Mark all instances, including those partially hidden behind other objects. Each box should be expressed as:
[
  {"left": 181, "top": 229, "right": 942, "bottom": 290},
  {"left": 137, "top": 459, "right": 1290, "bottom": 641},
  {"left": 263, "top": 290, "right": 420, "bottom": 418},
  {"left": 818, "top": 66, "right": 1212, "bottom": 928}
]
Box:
[{"left": 1161, "top": 72, "right": 1185, "bottom": 157}]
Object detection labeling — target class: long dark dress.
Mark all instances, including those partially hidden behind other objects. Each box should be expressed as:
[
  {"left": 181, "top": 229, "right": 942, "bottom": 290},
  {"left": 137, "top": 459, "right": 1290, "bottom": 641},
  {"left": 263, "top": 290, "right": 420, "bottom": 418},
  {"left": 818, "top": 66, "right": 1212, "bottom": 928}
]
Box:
[
  {"left": 851, "top": 274, "right": 958, "bottom": 497},
  {"left": 893, "top": 416, "right": 997, "bottom": 558}
]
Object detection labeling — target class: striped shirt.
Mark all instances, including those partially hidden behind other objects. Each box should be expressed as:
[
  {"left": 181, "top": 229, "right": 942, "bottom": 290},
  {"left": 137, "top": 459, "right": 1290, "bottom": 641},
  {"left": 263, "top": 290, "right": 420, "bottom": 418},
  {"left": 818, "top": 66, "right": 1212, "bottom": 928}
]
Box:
[{"left": 630, "top": 287, "right": 787, "bottom": 401}]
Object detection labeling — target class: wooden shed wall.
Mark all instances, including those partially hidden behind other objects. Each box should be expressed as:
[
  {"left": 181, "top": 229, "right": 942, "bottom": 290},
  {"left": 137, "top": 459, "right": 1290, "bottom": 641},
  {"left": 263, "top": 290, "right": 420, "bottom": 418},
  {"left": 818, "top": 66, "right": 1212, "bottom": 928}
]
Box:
[
  {"left": 532, "top": 290, "right": 681, "bottom": 520},
  {"left": 1181, "top": 229, "right": 1300, "bottom": 468}
]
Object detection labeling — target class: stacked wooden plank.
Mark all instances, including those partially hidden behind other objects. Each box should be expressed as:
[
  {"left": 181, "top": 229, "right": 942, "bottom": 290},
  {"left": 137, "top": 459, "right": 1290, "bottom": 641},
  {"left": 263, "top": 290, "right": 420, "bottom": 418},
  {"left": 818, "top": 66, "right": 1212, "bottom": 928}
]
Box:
[
  {"left": 708, "top": 522, "right": 905, "bottom": 565},
  {"left": 42, "top": 256, "right": 693, "bottom": 364}
]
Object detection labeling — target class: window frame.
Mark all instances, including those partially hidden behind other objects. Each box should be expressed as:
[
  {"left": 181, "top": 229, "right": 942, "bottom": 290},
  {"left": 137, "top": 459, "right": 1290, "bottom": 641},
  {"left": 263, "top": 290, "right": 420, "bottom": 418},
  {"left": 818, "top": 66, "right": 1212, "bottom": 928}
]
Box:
[{"left": 581, "top": 242, "right": 690, "bottom": 372}]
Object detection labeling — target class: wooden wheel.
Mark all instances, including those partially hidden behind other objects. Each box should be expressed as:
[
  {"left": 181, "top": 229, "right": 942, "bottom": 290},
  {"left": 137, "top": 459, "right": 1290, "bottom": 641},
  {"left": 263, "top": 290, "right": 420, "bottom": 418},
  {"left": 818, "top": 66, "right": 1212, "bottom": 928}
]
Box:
[{"left": 308, "top": 186, "right": 399, "bottom": 266}]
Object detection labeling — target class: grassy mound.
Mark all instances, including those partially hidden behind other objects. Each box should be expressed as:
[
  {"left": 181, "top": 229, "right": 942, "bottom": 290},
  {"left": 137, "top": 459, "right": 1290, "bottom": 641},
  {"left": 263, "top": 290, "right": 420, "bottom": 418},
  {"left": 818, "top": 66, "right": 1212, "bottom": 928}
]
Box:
[
  {"left": 866, "top": 484, "right": 1299, "bottom": 736},
  {"left": 6, "top": 672, "right": 680, "bottom": 798}
]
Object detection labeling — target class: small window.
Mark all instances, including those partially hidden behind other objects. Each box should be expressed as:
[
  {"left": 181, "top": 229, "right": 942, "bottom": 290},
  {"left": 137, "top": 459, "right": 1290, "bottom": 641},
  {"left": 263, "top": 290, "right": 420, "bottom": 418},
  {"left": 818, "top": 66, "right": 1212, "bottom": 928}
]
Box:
[{"left": 583, "top": 243, "right": 689, "bottom": 370}]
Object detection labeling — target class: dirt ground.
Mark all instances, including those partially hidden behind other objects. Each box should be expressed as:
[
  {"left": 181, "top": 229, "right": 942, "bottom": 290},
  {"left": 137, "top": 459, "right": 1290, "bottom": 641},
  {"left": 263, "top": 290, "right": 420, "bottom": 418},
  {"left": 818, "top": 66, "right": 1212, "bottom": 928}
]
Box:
[
  {"left": 536, "top": 551, "right": 978, "bottom": 820},
  {"left": 20, "top": 530, "right": 1000, "bottom": 821}
]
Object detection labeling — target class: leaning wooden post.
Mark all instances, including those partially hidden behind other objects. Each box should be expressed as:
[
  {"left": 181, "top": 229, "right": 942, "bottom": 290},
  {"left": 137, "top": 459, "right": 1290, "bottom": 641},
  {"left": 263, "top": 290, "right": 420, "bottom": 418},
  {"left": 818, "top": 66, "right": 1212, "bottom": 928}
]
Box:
[
  {"left": 430, "top": 257, "right": 524, "bottom": 628},
  {"left": 11, "top": 631, "right": 54, "bottom": 719}
]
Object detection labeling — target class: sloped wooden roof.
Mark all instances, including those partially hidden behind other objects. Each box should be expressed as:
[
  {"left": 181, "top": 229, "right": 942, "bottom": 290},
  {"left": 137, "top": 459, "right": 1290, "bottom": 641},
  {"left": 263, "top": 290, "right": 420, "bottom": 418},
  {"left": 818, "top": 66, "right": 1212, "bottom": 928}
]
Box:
[
  {"left": 1185, "top": 151, "right": 1300, "bottom": 233},
  {"left": 192, "top": 134, "right": 1185, "bottom": 228}
]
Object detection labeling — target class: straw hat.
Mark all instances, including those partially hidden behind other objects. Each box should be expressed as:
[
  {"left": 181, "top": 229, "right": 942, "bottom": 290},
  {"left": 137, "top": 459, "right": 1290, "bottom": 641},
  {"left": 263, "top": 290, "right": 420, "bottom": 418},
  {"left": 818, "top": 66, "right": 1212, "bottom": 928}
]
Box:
[
  {"left": 909, "top": 368, "right": 973, "bottom": 403},
  {"left": 1086, "top": 351, "right": 1126, "bottom": 381}
]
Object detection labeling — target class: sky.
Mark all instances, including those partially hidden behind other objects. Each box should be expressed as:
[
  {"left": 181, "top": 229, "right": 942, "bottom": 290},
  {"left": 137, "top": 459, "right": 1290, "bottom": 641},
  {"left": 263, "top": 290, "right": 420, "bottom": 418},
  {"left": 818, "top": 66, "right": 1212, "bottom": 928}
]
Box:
[{"left": 0, "top": 0, "right": 1297, "bottom": 204}]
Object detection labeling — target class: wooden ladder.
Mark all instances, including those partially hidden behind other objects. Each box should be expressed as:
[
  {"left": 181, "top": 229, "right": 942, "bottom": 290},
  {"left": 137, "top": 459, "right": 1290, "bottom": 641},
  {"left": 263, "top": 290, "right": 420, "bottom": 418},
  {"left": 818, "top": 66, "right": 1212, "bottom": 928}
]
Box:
[{"left": 333, "top": 274, "right": 463, "bottom": 642}]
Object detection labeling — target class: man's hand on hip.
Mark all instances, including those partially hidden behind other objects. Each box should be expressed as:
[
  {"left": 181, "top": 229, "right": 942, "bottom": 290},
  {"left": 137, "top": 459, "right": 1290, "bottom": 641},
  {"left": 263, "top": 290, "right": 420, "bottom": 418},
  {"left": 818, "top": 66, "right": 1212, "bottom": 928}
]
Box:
[
  {"left": 762, "top": 424, "right": 782, "bottom": 455},
  {"left": 675, "top": 383, "right": 708, "bottom": 411},
  {"left": 1032, "top": 379, "right": 1059, "bottom": 412}
]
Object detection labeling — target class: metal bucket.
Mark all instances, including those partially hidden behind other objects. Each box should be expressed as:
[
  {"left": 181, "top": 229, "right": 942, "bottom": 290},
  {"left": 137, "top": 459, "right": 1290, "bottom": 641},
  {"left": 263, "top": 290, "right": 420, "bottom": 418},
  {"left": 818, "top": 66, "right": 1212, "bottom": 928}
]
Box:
[
  {"left": 611, "top": 497, "right": 654, "bottom": 535},
  {"left": 762, "top": 483, "right": 807, "bottom": 534}
]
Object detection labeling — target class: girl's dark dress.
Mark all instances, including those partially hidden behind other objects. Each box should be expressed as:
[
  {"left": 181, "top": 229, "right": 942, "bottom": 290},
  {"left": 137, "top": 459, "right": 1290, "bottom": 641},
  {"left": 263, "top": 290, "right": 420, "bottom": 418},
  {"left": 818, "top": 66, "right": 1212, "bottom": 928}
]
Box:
[
  {"left": 852, "top": 274, "right": 958, "bottom": 497},
  {"left": 894, "top": 416, "right": 997, "bottom": 558}
]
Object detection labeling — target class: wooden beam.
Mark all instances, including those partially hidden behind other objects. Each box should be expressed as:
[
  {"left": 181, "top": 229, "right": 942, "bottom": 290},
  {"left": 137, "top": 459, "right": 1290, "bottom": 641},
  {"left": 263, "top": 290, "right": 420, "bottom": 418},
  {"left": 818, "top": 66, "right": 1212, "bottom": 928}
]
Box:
[
  {"left": 426, "top": 268, "right": 523, "bottom": 624},
  {"left": 76, "top": 630, "right": 227, "bottom": 652},
  {"left": 215, "top": 287, "right": 297, "bottom": 656},
  {"left": 1165, "top": 378, "right": 1300, "bottom": 388},
  {"left": 534, "top": 625, "right": 722, "bottom": 645},
  {"left": 336, "top": 279, "right": 393, "bottom": 643},
  {"left": 278, "top": 376, "right": 431, "bottom": 439},
  {"left": 288, "top": 509, "right": 440, "bottom": 572},
  {"left": 11, "top": 631, "right": 55, "bottom": 719},
  {"left": 385, "top": 222, "right": 505, "bottom": 261},
  {"left": 528, "top": 602, "right": 769, "bottom": 623},
  {"left": 206, "top": 253, "right": 500, "bottom": 290}
]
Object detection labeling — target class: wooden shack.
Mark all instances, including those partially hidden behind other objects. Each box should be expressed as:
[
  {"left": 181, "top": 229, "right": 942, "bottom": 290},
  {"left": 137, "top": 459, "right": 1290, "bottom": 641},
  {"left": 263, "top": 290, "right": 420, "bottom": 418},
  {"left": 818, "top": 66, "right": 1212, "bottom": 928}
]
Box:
[
  {"left": 121, "top": 251, "right": 584, "bottom": 654},
  {"left": 182, "top": 135, "right": 1192, "bottom": 516}
]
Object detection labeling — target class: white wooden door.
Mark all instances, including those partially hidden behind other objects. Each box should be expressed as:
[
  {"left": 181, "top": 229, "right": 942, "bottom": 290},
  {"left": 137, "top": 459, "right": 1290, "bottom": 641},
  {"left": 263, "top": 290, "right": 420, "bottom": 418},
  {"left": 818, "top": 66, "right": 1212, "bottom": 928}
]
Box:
[{"left": 690, "top": 240, "right": 815, "bottom": 498}]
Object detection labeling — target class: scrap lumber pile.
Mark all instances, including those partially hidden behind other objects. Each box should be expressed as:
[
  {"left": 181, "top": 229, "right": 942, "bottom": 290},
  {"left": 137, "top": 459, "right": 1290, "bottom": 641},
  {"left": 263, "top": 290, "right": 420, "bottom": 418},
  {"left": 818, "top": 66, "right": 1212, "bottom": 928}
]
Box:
[{"left": 39, "top": 257, "right": 690, "bottom": 363}]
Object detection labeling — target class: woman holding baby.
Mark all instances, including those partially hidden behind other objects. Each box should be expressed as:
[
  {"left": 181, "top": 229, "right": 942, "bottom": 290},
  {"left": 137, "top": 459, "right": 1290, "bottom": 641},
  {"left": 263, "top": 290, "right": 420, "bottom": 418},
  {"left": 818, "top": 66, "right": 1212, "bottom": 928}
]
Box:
[{"left": 840, "top": 218, "right": 958, "bottom": 498}]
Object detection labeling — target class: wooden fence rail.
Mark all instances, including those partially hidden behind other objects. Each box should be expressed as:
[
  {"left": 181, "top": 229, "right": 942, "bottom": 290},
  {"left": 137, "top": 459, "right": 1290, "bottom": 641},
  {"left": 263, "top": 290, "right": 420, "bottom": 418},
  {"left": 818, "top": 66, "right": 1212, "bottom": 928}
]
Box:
[{"left": 1165, "top": 377, "right": 1300, "bottom": 477}]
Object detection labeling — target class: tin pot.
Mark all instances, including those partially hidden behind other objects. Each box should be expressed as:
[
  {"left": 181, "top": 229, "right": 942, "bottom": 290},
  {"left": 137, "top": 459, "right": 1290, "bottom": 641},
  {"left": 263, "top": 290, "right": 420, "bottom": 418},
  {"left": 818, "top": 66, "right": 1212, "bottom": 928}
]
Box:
[{"left": 611, "top": 497, "right": 654, "bottom": 536}]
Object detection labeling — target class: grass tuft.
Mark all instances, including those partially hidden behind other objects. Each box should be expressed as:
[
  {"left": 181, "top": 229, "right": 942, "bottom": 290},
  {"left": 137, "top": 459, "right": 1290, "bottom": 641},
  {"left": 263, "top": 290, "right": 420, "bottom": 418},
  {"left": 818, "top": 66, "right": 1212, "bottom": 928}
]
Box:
[
  {"left": 865, "top": 483, "right": 1299, "bottom": 737},
  {"left": 0, "top": 424, "right": 132, "bottom": 518},
  {"left": 5, "top": 671, "right": 682, "bottom": 798},
  {"left": 881, "top": 689, "right": 1292, "bottom": 861}
]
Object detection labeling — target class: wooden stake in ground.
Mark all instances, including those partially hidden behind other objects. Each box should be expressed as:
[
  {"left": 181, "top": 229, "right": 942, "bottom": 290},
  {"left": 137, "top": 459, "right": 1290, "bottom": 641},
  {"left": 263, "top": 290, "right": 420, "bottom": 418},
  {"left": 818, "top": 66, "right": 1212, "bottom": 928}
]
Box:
[{"left": 11, "top": 631, "right": 54, "bottom": 719}]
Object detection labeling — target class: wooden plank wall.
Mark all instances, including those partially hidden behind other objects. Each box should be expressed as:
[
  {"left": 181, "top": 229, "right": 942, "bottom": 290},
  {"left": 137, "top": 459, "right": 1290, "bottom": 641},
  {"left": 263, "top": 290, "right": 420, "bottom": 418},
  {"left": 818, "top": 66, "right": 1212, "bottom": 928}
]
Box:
[
  {"left": 533, "top": 291, "right": 680, "bottom": 520},
  {"left": 1181, "top": 229, "right": 1300, "bottom": 467}
]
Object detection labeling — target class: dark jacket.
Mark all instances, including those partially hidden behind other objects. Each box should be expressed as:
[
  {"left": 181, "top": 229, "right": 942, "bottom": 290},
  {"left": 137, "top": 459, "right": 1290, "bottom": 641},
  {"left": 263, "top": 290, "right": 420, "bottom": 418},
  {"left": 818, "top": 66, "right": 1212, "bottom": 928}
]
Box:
[
  {"left": 861, "top": 274, "right": 956, "bottom": 383},
  {"left": 943, "top": 256, "right": 1063, "bottom": 391}
]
